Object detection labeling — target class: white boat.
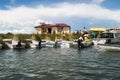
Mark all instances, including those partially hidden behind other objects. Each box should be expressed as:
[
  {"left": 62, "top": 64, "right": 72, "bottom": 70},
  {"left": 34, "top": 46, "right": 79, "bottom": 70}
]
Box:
[
  {"left": 61, "top": 41, "right": 93, "bottom": 49},
  {"left": 98, "top": 44, "right": 120, "bottom": 51},
  {"left": 26, "top": 39, "right": 46, "bottom": 48},
  {"left": 26, "top": 39, "right": 38, "bottom": 48},
  {"left": 60, "top": 41, "right": 70, "bottom": 48},
  {"left": 45, "top": 41, "right": 70, "bottom": 48},
  {"left": 93, "top": 30, "right": 120, "bottom": 50},
  {"left": 46, "top": 41, "right": 55, "bottom": 48},
  {"left": 3, "top": 39, "right": 25, "bottom": 49},
  {"left": 82, "top": 41, "right": 93, "bottom": 47}
]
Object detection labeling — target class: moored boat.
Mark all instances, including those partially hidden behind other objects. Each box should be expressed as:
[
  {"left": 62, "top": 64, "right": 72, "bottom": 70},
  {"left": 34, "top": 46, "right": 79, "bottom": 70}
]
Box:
[
  {"left": 98, "top": 44, "right": 120, "bottom": 51},
  {"left": 46, "top": 41, "right": 55, "bottom": 48},
  {"left": 3, "top": 39, "right": 25, "bottom": 49},
  {"left": 26, "top": 39, "right": 46, "bottom": 48},
  {"left": 93, "top": 29, "right": 120, "bottom": 50},
  {"left": 60, "top": 41, "right": 70, "bottom": 48},
  {"left": 26, "top": 39, "right": 38, "bottom": 48},
  {"left": 82, "top": 41, "right": 93, "bottom": 47}
]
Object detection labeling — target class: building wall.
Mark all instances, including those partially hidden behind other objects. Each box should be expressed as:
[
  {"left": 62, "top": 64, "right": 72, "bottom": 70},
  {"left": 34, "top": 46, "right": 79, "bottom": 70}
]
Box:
[
  {"left": 63, "top": 27, "right": 70, "bottom": 34},
  {"left": 52, "top": 27, "right": 57, "bottom": 34},
  {"left": 35, "top": 28, "right": 42, "bottom": 34}
]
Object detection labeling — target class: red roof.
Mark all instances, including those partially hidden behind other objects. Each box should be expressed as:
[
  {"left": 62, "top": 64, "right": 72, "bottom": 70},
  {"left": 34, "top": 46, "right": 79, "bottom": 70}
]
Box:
[{"left": 35, "top": 23, "right": 70, "bottom": 28}]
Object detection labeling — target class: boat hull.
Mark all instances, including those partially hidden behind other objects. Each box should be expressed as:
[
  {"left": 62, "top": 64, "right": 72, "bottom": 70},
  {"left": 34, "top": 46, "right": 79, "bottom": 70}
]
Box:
[
  {"left": 3, "top": 39, "right": 25, "bottom": 49},
  {"left": 98, "top": 44, "right": 120, "bottom": 51},
  {"left": 60, "top": 42, "right": 70, "bottom": 48}
]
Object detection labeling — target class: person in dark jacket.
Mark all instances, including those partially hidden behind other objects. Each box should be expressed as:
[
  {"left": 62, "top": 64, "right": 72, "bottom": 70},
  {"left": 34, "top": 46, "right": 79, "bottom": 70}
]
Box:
[{"left": 77, "top": 37, "right": 84, "bottom": 49}]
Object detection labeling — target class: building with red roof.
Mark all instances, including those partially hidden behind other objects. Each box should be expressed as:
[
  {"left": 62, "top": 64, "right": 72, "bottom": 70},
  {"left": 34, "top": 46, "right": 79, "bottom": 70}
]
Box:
[{"left": 34, "top": 23, "right": 71, "bottom": 34}]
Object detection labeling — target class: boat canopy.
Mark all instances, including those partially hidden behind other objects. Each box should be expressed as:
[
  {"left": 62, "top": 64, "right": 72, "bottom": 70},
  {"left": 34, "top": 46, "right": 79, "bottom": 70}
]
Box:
[{"left": 90, "top": 28, "right": 106, "bottom": 32}]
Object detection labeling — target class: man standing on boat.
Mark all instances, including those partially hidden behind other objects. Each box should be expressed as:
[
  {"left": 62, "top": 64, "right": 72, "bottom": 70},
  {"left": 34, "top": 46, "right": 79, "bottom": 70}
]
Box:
[{"left": 78, "top": 36, "right": 84, "bottom": 49}]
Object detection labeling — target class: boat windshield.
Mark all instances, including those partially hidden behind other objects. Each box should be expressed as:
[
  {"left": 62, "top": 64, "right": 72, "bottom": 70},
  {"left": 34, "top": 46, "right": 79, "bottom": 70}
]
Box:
[{"left": 100, "top": 33, "right": 114, "bottom": 38}]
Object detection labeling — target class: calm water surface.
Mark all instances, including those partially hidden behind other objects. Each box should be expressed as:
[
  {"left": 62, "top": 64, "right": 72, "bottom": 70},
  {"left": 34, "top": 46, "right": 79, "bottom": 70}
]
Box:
[{"left": 0, "top": 47, "right": 120, "bottom": 80}]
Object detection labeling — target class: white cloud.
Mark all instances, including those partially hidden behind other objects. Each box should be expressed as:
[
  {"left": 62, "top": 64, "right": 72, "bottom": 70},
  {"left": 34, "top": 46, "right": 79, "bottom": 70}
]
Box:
[{"left": 0, "top": 2, "right": 120, "bottom": 33}]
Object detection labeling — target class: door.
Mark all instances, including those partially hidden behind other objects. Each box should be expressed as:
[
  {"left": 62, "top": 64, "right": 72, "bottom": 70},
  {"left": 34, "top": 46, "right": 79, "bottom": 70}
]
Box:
[{"left": 48, "top": 28, "right": 51, "bottom": 34}]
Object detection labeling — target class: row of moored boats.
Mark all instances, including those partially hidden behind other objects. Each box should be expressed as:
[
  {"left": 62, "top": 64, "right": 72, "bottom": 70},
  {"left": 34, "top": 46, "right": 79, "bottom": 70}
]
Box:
[
  {"left": 0, "top": 29, "right": 120, "bottom": 51},
  {"left": 0, "top": 38, "right": 94, "bottom": 49}
]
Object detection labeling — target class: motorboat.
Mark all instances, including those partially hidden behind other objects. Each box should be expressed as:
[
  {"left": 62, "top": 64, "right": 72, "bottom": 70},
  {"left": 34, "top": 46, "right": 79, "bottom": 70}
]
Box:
[
  {"left": 68, "top": 40, "right": 93, "bottom": 49},
  {"left": 3, "top": 39, "right": 25, "bottom": 49},
  {"left": 98, "top": 44, "right": 120, "bottom": 51},
  {"left": 46, "top": 41, "right": 55, "bottom": 48},
  {"left": 82, "top": 41, "right": 93, "bottom": 47},
  {"left": 60, "top": 41, "right": 70, "bottom": 48},
  {"left": 26, "top": 39, "right": 46, "bottom": 48},
  {"left": 46, "top": 40, "right": 70, "bottom": 48},
  {"left": 93, "top": 30, "right": 120, "bottom": 50},
  {"left": 26, "top": 39, "right": 38, "bottom": 48}
]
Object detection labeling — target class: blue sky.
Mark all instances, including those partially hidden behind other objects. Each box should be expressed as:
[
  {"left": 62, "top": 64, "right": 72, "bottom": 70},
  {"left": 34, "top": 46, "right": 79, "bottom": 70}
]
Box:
[{"left": 0, "top": 0, "right": 120, "bottom": 33}]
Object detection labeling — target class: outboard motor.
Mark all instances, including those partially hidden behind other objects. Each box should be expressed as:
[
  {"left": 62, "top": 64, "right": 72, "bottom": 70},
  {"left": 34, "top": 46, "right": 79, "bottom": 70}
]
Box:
[
  {"left": 17, "top": 41, "right": 22, "bottom": 48},
  {"left": 38, "top": 40, "right": 41, "bottom": 49},
  {"left": 54, "top": 41, "right": 58, "bottom": 48}
]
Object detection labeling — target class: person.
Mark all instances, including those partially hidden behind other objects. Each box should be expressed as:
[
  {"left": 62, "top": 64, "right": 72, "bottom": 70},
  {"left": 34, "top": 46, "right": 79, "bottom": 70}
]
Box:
[
  {"left": 79, "top": 36, "right": 83, "bottom": 41},
  {"left": 83, "top": 27, "right": 87, "bottom": 32},
  {"left": 92, "top": 33, "right": 97, "bottom": 38},
  {"left": 77, "top": 36, "right": 84, "bottom": 49},
  {"left": 83, "top": 27, "right": 88, "bottom": 34}
]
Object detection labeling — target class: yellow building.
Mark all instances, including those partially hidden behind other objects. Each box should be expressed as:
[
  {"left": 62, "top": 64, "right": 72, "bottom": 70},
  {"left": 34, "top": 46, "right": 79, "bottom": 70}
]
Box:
[{"left": 35, "top": 23, "right": 71, "bottom": 34}]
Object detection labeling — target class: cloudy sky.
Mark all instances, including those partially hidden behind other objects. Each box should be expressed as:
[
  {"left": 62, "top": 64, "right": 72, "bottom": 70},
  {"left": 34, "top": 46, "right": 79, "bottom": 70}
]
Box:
[{"left": 0, "top": 0, "right": 120, "bottom": 33}]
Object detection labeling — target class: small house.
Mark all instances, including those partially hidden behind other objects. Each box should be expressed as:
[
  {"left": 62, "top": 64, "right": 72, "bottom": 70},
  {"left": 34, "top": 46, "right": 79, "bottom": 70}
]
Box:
[{"left": 34, "top": 23, "right": 71, "bottom": 34}]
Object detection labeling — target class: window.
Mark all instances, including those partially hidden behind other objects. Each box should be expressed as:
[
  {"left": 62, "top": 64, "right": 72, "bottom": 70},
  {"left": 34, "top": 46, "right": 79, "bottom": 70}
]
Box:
[
  {"left": 100, "top": 33, "right": 114, "bottom": 38},
  {"left": 58, "top": 27, "right": 63, "bottom": 32},
  {"left": 42, "top": 28, "right": 46, "bottom": 32}
]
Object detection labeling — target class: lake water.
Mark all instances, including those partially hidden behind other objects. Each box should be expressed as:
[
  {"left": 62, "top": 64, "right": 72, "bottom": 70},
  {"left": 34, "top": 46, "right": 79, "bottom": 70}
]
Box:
[{"left": 0, "top": 47, "right": 120, "bottom": 80}]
